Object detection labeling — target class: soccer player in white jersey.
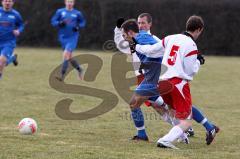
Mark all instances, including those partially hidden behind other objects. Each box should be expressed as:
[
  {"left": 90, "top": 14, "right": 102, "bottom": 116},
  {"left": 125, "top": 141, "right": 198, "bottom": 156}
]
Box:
[{"left": 135, "top": 15, "right": 219, "bottom": 149}]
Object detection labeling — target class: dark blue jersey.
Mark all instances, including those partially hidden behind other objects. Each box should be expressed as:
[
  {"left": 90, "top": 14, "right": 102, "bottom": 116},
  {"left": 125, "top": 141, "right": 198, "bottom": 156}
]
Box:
[
  {"left": 51, "top": 8, "right": 86, "bottom": 39},
  {"left": 0, "top": 7, "right": 24, "bottom": 45}
]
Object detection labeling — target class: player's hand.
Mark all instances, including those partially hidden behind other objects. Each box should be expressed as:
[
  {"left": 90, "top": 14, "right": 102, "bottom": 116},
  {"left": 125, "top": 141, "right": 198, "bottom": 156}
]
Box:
[
  {"left": 13, "top": 30, "right": 20, "bottom": 37},
  {"left": 72, "top": 26, "right": 80, "bottom": 32},
  {"left": 197, "top": 54, "right": 205, "bottom": 65},
  {"left": 58, "top": 21, "right": 66, "bottom": 27},
  {"left": 129, "top": 38, "right": 137, "bottom": 54},
  {"left": 116, "top": 17, "right": 125, "bottom": 28}
]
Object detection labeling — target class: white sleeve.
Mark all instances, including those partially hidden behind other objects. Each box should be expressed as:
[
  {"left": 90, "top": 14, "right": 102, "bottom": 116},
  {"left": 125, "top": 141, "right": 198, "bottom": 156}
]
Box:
[
  {"left": 135, "top": 41, "right": 164, "bottom": 56},
  {"left": 184, "top": 55, "right": 200, "bottom": 76},
  {"left": 183, "top": 42, "right": 200, "bottom": 76},
  {"left": 114, "top": 27, "right": 131, "bottom": 54}
]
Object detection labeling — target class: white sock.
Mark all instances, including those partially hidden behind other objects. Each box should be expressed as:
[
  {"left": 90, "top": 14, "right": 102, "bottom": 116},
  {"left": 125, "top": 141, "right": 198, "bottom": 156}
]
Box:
[
  {"left": 178, "top": 132, "right": 188, "bottom": 141},
  {"left": 159, "top": 126, "right": 184, "bottom": 142},
  {"left": 154, "top": 96, "right": 164, "bottom": 106},
  {"left": 200, "top": 118, "right": 208, "bottom": 125}
]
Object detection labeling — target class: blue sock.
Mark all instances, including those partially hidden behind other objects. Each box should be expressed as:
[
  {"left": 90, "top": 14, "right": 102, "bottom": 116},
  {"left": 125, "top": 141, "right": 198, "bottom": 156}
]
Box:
[
  {"left": 131, "top": 107, "right": 147, "bottom": 138},
  {"left": 70, "top": 59, "right": 81, "bottom": 72},
  {"left": 192, "top": 106, "right": 214, "bottom": 131},
  {"left": 7, "top": 55, "right": 16, "bottom": 65},
  {"left": 61, "top": 60, "right": 69, "bottom": 78}
]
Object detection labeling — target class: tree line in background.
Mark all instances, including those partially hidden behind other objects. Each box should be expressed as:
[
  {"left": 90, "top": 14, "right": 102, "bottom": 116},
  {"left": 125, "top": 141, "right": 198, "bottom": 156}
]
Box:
[{"left": 14, "top": 0, "right": 240, "bottom": 55}]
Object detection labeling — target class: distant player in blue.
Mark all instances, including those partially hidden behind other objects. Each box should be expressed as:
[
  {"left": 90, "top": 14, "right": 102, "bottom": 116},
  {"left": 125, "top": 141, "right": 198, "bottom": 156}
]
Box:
[
  {"left": 121, "top": 19, "right": 165, "bottom": 141},
  {"left": 0, "top": 0, "right": 24, "bottom": 79},
  {"left": 51, "top": 0, "right": 86, "bottom": 81}
]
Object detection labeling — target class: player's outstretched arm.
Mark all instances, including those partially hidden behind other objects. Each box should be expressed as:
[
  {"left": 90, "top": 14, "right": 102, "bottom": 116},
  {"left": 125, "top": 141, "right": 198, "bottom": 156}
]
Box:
[{"left": 135, "top": 41, "right": 164, "bottom": 57}]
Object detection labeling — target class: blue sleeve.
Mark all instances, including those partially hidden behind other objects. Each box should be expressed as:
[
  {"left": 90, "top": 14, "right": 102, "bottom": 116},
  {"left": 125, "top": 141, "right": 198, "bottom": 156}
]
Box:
[
  {"left": 51, "top": 10, "right": 61, "bottom": 27},
  {"left": 77, "top": 11, "right": 86, "bottom": 28},
  {"left": 15, "top": 12, "right": 24, "bottom": 33}
]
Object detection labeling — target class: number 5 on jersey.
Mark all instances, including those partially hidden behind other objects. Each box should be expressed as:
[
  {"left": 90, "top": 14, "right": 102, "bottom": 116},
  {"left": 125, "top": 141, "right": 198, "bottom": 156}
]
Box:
[{"left": 168, "top": 45, "right": 179, "bottom": 66}]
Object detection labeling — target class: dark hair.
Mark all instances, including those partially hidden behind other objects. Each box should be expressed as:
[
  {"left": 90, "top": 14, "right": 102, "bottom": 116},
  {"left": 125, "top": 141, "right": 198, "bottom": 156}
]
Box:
[
  {"left": 186, "top": 15, "right": 204, "bottom": 32},
  {"left": 138, "top": 13, "right": 152, "bottom": 23},
  {"left": 121, "top": 19, "right": 139, "bottom": 33}
]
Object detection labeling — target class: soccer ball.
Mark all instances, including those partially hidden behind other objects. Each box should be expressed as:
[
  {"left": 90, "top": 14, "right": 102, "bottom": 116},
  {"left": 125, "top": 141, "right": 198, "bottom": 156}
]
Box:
[{"left": 18, "top": 118, "right": 38, "bottom": 135}]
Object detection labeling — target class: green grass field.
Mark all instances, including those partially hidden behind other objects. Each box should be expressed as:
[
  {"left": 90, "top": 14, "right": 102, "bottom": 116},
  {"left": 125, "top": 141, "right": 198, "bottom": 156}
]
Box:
[{"left": 0, "top": 48, "right": 240, "bottom": 159}]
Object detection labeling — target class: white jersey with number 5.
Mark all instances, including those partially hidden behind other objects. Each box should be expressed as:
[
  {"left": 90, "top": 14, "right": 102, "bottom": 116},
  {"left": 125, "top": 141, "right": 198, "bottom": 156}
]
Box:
[
  {"left": 135, "top": 34, "right": 200, "bottom": 81},
  {"left": 161, "top": 34, "right": 200, "bottom": 81}
]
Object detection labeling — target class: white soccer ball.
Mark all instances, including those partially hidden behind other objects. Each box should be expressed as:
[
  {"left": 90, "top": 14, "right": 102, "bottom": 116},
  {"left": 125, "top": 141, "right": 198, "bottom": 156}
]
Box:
[{"left": 18, "top": 118, "right": 38, "bottom": 135}]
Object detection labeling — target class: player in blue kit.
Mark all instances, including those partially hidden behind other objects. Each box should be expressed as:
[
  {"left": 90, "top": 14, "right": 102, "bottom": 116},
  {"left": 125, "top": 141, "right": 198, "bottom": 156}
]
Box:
[
  {"left": 51, "top": 0, "right": 86, "bottom": 81},
  {"left": 0, "top": 0, "right": 24, "bottom": 79},
  {"left": 121, "top": 19, "right": 166, "bottom": 141}
]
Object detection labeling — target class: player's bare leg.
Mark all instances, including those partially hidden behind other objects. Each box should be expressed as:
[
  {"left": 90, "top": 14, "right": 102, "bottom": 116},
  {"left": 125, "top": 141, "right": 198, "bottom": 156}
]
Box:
[
  {"left": 0, "top": 55, "right": 7, "bottom": 79},
  {"left": 130, "top": 94, "right": 148, "bottom": 109}
]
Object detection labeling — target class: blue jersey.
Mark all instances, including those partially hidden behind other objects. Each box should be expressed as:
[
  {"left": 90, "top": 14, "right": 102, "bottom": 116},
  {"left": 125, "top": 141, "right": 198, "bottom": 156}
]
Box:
[
  {"left": 51, "top": 8, "right": 86, "bottom": 39},
  {"left": 0, "top": 7, "right": 24, "bottom": 46},
  {"left": 134, "top": 31, "right": 162, "bottom": 96},
  {"left": 135, "top": 31, "right": 162, "bottom": 63}
]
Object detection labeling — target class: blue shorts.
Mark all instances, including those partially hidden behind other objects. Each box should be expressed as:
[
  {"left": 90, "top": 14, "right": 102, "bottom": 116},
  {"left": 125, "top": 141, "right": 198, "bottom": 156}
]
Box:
[
  {"left": 59, "top": 36, "right": 78, "bottom": 53},
  {"left": 135, "top": 61, "right": 161, "bottom": 97},
  {"left": 0, "top": 44, "right": 15, "bottom": 61},
  {"left": 135, "top": 83, "right": 159, "bottom": 96}
]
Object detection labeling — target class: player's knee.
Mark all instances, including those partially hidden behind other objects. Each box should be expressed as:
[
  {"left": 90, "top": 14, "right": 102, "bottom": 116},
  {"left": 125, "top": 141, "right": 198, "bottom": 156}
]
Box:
[
  {"left": 63, "top": 52, "right": 72, "bottom": 60},
  {"left": 0, "top": 56, "right": 7, "bottom": 67},
  {"left": 129, "top": 98, "right": 136, "bottom": 109}
]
